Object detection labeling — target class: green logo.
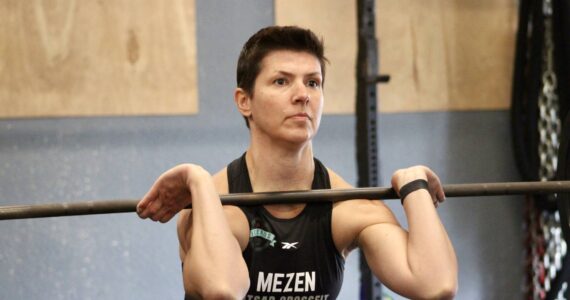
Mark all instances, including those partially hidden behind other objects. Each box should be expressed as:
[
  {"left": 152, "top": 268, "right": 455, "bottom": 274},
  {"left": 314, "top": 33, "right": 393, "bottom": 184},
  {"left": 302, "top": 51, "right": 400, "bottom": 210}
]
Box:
[{"left": 250, "top": 228, "right": 276, "bottom": 247}]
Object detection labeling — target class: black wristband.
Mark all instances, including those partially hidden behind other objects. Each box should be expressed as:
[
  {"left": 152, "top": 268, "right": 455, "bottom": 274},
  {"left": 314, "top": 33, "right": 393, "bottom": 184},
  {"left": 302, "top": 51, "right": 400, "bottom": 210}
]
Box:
[{"left": 399, "top": 179, "right": 429, "bottom": 205}]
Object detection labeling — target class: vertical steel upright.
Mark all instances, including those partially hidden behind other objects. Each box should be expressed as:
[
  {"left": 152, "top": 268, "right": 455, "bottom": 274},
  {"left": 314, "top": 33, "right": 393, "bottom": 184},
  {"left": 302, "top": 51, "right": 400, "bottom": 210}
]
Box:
[{"left": 355, "top": 0, "right": 384, "bottom": 299}]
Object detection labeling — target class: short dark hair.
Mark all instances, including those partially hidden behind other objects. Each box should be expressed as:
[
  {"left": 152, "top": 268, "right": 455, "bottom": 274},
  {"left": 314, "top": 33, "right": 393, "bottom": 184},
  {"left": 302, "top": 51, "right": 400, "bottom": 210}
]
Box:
[{"left": 236, "top": 26, "right": 328, "bottom": 128}]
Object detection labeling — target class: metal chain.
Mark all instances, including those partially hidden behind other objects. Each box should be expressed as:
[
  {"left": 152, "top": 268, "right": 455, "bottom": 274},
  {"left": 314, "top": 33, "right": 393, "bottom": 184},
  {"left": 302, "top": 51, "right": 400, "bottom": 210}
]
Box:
[
  {"left": 538, "top": 0, "right": 561, "bottom": 182},
  {"left": 529, "top": 0, "right": 568, "bottom": 298}
]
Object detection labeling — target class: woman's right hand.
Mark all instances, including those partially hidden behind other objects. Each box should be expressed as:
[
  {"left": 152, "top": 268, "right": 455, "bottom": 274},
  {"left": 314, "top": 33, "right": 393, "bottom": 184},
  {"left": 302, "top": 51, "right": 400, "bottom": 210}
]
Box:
[{"left": 137, "top": 164, "right": 210, "bottom": 223}]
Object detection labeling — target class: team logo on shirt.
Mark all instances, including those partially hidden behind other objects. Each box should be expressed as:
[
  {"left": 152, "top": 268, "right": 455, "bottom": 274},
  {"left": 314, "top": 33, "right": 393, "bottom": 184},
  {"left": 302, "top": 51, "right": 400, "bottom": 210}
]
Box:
[
  {"left": 250, "top": 218, "right": 276, "bottom": 250},
  {"left": 250, "top": 228, "right": 276, "bottom": 247}
]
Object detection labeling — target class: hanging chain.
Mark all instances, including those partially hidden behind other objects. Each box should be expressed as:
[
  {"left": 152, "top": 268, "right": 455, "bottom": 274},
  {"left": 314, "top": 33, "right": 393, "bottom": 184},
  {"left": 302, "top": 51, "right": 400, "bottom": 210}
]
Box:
[
  {"left": 527, "top": 0, "right": 567, "bottom": 298},
  {"left": 538, "top": 0, "right": 560, "bottom": 182},
  {"left": 528, "top": 208, "right": 568, "bottom": 299}
]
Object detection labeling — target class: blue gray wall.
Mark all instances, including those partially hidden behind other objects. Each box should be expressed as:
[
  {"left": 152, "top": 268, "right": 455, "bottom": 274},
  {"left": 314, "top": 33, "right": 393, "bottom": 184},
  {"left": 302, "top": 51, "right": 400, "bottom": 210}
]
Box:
[{"left": 0, "top": 1, "right": 523, "bottom": 299}]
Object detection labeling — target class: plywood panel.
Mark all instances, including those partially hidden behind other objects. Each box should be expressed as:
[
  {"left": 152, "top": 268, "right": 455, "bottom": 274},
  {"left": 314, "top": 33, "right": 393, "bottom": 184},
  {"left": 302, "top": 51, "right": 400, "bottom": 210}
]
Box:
[
  {"left": 275, "top": 0, "right": 517, "bottom": 113},
  {"left": 0, "top": 0, "right": 198, "bottom": 118},
  {"left": 378, "top": 0, "right": 518, "bottom": 112}
]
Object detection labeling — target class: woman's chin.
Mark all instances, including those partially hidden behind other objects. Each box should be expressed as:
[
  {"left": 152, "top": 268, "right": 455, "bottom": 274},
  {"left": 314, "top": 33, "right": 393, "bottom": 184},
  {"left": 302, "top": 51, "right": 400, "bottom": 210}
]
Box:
[{"left": 282, "top": 131, "right": 315, "bottom": 146}]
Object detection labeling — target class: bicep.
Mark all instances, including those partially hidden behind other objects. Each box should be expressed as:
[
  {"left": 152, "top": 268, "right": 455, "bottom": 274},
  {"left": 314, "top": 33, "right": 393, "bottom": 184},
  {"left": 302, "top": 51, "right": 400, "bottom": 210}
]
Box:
[
  {"left": 177, "top": 209, "right": 193, "bottom": 261},
  {"left": 176, "top": 206, "right": 249, "bottom": 260},
  {"left": 358, "top": 222, "right": 415, "bottom": 295},
  {"left": 223, "top": 206, "right": 250, "bottom": 251},
  {"left": 177, "top": 167, "right": 243, "bottom": 258},
  {"left": 177, "top": 206, "right": 249, "bottom": 293}
]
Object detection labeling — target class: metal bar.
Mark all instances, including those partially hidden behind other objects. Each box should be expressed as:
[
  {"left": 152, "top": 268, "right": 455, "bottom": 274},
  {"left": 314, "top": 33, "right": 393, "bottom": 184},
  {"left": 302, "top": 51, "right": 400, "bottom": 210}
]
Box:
[{"left": 1, "top": 181, "right": 570, "bottom": 221}]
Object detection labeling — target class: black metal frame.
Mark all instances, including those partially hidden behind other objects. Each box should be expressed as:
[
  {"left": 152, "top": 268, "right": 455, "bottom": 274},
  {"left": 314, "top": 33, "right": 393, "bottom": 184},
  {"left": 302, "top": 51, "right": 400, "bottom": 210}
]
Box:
[{"left": 355, "top": 0, "right": 389, "bottom": 298}]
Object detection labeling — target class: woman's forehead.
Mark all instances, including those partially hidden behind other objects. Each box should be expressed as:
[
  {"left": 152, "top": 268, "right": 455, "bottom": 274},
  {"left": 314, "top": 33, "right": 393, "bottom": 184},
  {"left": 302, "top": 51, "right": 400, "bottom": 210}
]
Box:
[{"left": 259, "top": 50, "right": 322, "bottom": 76}]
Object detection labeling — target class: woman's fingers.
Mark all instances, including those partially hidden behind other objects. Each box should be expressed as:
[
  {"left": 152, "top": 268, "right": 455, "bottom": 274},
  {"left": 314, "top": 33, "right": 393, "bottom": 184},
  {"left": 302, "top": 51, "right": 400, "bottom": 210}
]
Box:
[
  {"left": 138, "top": 186, "right": 192, "bottom": 222},
  {"left": 151, "top": 207, "right": 171, "bottom": 223},
  {"left": 158, "top": 211, "right": 176, "bottom": 224},
  {"left": 137, "top": 187, "right": 158, "bottom": 217},
  {"left": 423, "top": 166, "right": 445, "bottom": 203}
]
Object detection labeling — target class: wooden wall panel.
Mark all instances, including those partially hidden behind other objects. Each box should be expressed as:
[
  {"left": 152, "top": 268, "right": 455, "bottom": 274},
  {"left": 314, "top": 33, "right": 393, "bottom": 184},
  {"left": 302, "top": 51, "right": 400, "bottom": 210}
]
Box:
[
  {"left": 0, "top": 0, "right": 198, "bottom": 118},
  {"left": 378, "top": 0, "right": 518, "bottom": 112},
  {"left": 275, "top": 0, "right": 517, "bottom": 113}
]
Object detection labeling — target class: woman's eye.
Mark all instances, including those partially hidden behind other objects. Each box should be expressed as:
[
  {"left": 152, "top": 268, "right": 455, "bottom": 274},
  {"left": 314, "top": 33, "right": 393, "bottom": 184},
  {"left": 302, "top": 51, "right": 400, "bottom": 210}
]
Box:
[
  {"left": 274, "top": 78, "right": 286, "bottom": 85},
  {"left": 308, "top": 80, "right": 320, "bottom": 88}
]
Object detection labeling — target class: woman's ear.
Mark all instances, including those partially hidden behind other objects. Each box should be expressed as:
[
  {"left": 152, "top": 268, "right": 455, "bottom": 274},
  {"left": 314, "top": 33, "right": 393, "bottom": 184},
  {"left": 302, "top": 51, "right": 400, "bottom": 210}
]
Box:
[{"left": 234, "top": 88, "right": 252, "bottom": 118}]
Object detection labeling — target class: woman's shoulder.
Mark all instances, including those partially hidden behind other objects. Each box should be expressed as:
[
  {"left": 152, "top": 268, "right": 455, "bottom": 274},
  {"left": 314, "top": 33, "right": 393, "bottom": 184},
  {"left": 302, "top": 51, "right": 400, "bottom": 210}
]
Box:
[{"left": 212, "top": 167, "right": 229, "bottom": 194}]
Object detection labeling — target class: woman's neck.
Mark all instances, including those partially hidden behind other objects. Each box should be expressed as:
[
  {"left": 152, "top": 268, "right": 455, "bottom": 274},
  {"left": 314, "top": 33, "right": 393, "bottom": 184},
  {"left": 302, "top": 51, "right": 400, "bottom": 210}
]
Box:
[
  {"left": 245, "top": 144, "right": 314, "bottom": 218},
  {"left": 245, "top": 142, "right": 314, "bottom": 193}
]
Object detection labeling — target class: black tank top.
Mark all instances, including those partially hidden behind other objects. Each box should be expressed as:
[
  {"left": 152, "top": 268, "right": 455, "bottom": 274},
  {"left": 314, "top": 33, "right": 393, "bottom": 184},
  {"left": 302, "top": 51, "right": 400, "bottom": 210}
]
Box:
[{"left": 227, "top": 153, "right": 345, "bottom": 299}]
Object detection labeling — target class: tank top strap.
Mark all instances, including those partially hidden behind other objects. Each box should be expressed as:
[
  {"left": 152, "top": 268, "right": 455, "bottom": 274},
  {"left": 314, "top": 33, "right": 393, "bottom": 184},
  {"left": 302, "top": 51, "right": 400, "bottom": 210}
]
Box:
[
  {"left": 312, "top": 157, "right": 331, "bottom": 190},
  {"left": 227, "top": 152, "right": 253, "bottom": 194}
]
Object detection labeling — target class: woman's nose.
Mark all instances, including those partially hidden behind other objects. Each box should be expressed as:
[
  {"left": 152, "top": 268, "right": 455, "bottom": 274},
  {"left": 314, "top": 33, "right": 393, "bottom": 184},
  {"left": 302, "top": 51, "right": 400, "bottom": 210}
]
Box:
[{"left": 292, "top": 83, "right": 310, "bottom": 103}]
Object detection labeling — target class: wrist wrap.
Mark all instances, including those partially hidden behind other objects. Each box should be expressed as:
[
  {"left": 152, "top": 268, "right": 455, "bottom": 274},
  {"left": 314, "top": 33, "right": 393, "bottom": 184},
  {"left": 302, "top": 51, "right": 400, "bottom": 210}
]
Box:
[{"left": 399, "top": 179, "right": 429, "bottom": 205}]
